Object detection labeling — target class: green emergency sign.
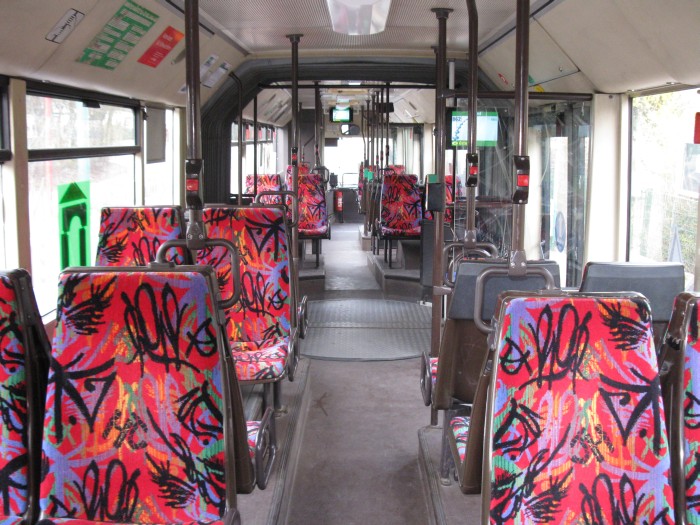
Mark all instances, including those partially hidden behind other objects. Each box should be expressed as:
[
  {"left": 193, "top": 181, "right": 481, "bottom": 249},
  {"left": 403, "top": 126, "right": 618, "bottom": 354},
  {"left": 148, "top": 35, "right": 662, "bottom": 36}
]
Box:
[{"left": 58, "top": 181, "right": 90, "bottom": 269}]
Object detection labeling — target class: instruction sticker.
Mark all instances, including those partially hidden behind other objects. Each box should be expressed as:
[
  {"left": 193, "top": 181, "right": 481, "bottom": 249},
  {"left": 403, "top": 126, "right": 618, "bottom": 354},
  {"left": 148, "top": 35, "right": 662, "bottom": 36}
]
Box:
[
  {"left": 202, "top": 61, "right": 231, "bottom": 88},
  {"left": 178, "top": 54, "right": 219, "bottom": 94},
  {"left": 137, "top": 25, "right": 184, "bottom": 67},
  {"left": 46, "top": 9, "right": 85, "bottom": 44},
  {"left": 78, "top": 0, "right": 159, "bottom": 70}
]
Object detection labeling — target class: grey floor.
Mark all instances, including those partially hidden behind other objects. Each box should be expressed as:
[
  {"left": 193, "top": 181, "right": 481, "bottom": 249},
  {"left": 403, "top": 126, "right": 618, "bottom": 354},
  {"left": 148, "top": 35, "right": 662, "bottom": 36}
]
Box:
[{"left": 284, "top": 220, "right": 432, "bottom": 524}]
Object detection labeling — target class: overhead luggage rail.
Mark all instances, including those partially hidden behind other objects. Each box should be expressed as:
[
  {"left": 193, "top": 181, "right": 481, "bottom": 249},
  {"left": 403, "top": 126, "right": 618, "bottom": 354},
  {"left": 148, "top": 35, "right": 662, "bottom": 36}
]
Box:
[{"left": 0, "top": 269, "right": 49, "bottom": 525}]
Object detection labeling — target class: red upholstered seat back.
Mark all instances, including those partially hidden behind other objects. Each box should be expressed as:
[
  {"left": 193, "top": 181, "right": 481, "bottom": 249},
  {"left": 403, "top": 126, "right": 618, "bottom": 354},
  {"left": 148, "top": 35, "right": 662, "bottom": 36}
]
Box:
[
  {"left": 379, "top": 174, "right": 422, "bottom": 235},
  {"left": 197, "top": 207, "right": 291, "bottom": 345},
  {"left": 0, "top": 274, "right": 31, "bottom": 523},
  {"left": 487, "top": 293, "right": 674, "bottom": 523},
  {"left": 95, "top": 207, "right": 186, "bottom": 266},
  {"left": 444, "top": 175, "right": 465, "bottom": 223},
  {"left": 682, "top": 296, "right": 700, "bottom": 524},
  {"left": 298, "top": 173, "right": 328, "bottom": 236},
  {"left": 245, "top": 174, "right": 283, "bottom": 205},
  {"left": 40, "top": 269, "right": 233, "bottom": 524}
]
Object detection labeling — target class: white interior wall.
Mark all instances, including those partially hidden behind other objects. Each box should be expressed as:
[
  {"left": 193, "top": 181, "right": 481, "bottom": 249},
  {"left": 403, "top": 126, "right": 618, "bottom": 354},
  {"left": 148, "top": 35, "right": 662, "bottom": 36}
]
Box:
[{"left": 584, "top": 94, "right": 627, "bottom": 263}]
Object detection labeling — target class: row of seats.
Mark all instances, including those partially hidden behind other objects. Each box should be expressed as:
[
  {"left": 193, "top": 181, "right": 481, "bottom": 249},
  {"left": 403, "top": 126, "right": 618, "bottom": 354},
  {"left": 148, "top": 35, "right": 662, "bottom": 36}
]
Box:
[
  {"left": 365, "top": 170, "right": 465, "bottom": 268},
  {"left": 96, "top": 205, "right": 299, "bottom": 412},
  {"left": 245, "top": 168, "right": 331, "bottom": 242},
  {"left": 0, "top": 198, "right": 313, "bottom": 523},
  {"left": 426, "top": 260, "right": 694, "bottom": 522},
  {"left": 0, "top": 264, "right": 281, "bottom": 524}
]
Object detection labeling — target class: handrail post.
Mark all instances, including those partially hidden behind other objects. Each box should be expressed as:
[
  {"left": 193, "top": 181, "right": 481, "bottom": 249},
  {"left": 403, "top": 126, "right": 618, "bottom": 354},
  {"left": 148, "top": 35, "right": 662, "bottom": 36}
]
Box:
[
  {"left": 230, "top": 74, "right": 244, "bottom": 206},
  {"left": 430, "top": 7, "right": 452, "bottom": 372},
  {"left": 184, "top": 0, "right": 205, "bottom": 250},
  {"left": 509, "top": 0, "right": 530, "bottom": 276},
  {"left": 287, "top": 34, "right": 302, "bottom": 257},
  {"left": 464, "top": 0, "right": 479, "bottom": 248}
]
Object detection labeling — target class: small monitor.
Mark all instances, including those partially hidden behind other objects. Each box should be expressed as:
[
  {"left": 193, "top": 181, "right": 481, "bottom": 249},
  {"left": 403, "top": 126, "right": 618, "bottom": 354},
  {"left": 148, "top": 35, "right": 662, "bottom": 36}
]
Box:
[
  {"left": 450, "top": 110, "right": 499, "bottom": 147},
  {"left": 330, "top": 106, "right": 353, "bottom": 123}
]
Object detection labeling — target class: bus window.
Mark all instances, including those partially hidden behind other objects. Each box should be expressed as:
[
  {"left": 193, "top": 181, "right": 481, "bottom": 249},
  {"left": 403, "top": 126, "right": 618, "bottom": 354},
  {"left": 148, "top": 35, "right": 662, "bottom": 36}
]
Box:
[
  {"left": 629, "top": 88, "right": 699, "bottom": 290},
  {"left": 25, "top": 93, "right": 139, "bottom": 316},
  {"left": 231, "top": 122, "right": 278, "bottom": 196},
  {"left": 144, "top": 107, "right": 179, "bottom": 205}
]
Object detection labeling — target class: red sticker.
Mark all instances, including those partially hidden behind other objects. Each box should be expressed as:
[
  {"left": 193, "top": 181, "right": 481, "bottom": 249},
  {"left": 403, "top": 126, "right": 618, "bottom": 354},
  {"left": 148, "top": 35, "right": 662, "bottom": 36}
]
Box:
[{"left": 138, "top": 26, "right": 184, "bottom": 68}]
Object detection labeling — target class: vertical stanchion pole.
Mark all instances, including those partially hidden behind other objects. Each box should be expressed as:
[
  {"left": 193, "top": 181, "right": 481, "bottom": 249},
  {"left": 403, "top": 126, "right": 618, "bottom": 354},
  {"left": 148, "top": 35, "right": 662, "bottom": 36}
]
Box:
[
  {"left": 231, "top": 74, "right": 244, "bottom": 205},
  {"left": 314, "top": 82, "right": 322, "bottom": 166},
  {"left": 253, "top": 95, "right": 258, "bottom": 193},
  {"left": 464, "top": 0, "right": 479, "bottom": 247},
  {"left": 429, "top": 7, "right": 452, "bottom": 426},
  {"left": 287, "top": 34, "right": 302, "bottom": 253},
  {"left": 509, "top": 0, "right": 530, "bottom": 275},
  {"left": 385, "top": 83, "right": 390, "bottom": 167},
  {"left": 184, "top": 0, "right": 205, "bottom": 249},
  {"left": 287, "top": 34, "right": 303, "bottom": 333}
]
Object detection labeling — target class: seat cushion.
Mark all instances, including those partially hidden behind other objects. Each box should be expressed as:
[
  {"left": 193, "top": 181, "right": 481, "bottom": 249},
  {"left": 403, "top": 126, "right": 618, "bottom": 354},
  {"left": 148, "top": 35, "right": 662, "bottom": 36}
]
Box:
[
  {"left": 450, "top": 416, "right": 471, "bottom": 464},
  {"left": 246, "top": 421, "right": 261, "bottom": 459},
  {"left": 232, "top": 338, "right": 289, "bottom": 380},
  {"left": 430, "top": 357, "right": 438, "bottom": 386}
]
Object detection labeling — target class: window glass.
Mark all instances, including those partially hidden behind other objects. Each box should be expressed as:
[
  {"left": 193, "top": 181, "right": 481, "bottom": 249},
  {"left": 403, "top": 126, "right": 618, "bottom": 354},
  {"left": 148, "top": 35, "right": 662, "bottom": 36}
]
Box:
[
  {"left": 629, "top": 88, "right": 698, "bottom": 289},
  {"left": 0, "top": 164, "right": 7, "bottom": 268},
  {"left": 28, "top": 156, "right": 136, "bottom": 315},
  {"left": 231, "top": 123, "right": 278, "bottom": 195},
  {"left": 26, "top": 95, "right": 135, "bottom": 149},
  {"left": 144, "top": 108, "right": 178, "bottom": 204}
]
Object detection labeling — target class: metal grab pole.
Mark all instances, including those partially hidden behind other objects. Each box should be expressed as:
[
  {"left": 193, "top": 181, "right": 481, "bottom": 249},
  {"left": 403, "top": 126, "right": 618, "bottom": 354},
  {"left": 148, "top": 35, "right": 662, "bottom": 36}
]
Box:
[
  {"left": 253, "top": 95, "right": 258, "bottom": 193},
  {"left": 314, "top": 82, "right": 322, "bottom": 166},
  {"left": 287, "top": 34, "right": 302, "bottom": 252},
  {"left": 430, "top": 7, "right": 452, "bottom": 366},
  {"left": 509, "top": 0, "right": 530, "bottom": 275},
  {"left": 464, "top": 0, "right": 479, "bottom": 247},
  {"left": 184, "top": 0, "right": 205, "bottom": 249},
  {"left": 231, "top": 74, "right": 244, "bottom": 206},
  {"left": 385, "top": 83, "right": 390, "bottom": 167}
]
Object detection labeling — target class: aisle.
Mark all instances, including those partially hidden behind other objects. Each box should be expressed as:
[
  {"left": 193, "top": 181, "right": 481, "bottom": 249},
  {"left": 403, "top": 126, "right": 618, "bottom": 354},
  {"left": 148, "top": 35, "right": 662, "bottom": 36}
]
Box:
[
  {"left": 285, "top": 359, "right": 430, "bottom": 525},
  {"left": 286, "top": 219, "right": 431, "bottom": 524}
]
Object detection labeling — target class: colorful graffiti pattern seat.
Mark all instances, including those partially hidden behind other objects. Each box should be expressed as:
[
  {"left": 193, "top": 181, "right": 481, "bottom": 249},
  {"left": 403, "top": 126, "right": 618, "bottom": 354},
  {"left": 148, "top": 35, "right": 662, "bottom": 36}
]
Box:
[
  {"left": 685, "top": 315, "right": 700, "bottom": 525},
  {"left": 379, "top": 174, "right": 422, "bottom": 237},
  {"left": 450, "top": 416, "right": 470, "bottom": 464},
  {"left": 198, "top": 207, "right": 292, "bottom": 382},
  {"left": 39, "top": 269, "right": 239, "bottom": 524},
  {"left": 486, "top": 293, "right": 674, "bottom": 524},
  {"left": 676, "top": 294, "right": 700, "bottom": 524},
  {"left": 95, "top": 206, "right": 186, "bottom": 266},
  {"left": 445, "top": 175, "right": 465, "bottom": 224},
  {"left": 245, "top": 174, "right": 283, "bottom": 205},
  {"left": 298, "top": 173, "right": 329, "bottom": 238},
  {"left": 0, "top": 271, "right": 43, "bottom": 525}
]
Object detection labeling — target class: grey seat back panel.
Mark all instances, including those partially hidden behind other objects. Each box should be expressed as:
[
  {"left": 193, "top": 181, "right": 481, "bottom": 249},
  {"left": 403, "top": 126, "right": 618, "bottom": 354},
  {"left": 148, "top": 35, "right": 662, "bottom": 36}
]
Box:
[
  {"left": 447, "top": 259, "right": 561, "bottom": 320},
  {"left": 579, "top": 262, "right": 684, "bottom": 322}
]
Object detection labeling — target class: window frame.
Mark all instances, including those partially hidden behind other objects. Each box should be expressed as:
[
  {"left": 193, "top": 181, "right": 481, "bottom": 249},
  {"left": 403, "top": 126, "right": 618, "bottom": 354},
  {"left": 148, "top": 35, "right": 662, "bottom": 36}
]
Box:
[
  {"left": 25, "top": 80, "right": 141, "bottom": 161},
  {"left": 0, "top": 76, "right": 11, "bottom": 162}
]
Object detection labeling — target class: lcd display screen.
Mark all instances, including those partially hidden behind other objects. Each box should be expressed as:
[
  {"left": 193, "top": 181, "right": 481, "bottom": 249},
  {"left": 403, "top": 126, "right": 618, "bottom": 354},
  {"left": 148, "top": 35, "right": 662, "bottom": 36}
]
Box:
[
  {"left": 450, "top": 110, "right": 499, "bottom": 147},
  {"left": 330, "top": 106, "right": 353, "bottom": 123}
]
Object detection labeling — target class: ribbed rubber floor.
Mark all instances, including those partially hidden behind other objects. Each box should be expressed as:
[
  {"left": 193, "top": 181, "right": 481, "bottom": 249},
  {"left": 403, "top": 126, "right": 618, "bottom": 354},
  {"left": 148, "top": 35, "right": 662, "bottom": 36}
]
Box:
[{"left": 302, "top": 299, "right": 431, "bottom": 360}]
